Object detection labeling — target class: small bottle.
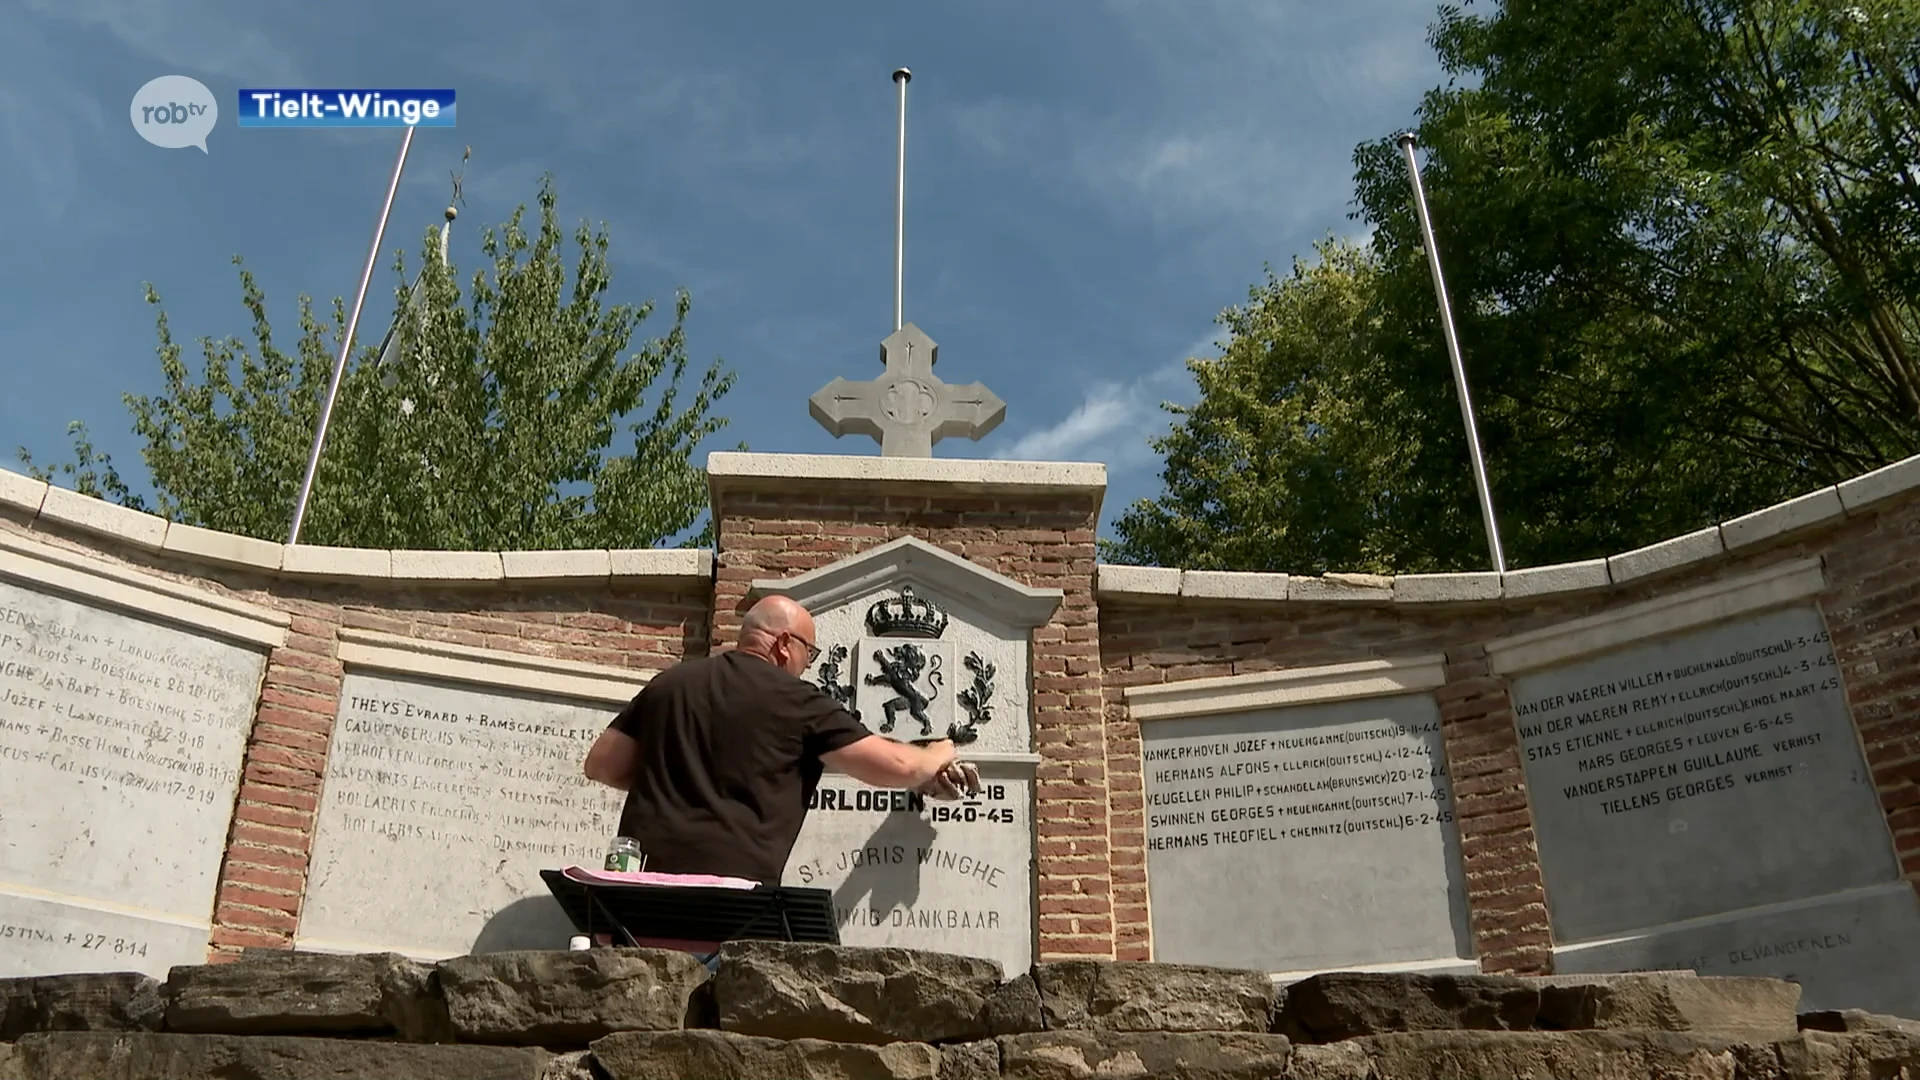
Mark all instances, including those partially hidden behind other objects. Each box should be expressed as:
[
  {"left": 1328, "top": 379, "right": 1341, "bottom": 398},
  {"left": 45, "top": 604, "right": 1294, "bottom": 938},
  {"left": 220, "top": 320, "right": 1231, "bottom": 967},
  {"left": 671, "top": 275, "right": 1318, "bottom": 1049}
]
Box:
[
  {"left": 569, "top": 935, "right": 592, "bottom": 951},
  {"left": 605, "top": 836, "right": 646, "bottom": 873}
]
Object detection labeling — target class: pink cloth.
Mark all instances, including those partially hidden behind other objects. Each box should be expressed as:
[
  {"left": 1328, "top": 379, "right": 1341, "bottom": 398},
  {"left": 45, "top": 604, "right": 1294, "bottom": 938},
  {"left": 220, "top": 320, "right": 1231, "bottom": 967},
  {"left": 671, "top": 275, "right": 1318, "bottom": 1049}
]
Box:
[{"left": 559, "top": 865, "right": 759, "bottom": 890}]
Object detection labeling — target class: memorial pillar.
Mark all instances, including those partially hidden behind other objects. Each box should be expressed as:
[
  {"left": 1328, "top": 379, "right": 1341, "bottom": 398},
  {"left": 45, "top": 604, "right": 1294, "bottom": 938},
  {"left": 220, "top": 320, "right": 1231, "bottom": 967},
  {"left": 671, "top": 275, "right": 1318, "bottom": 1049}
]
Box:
[{"left": 705, "top": 451, "right": 1114, "bottom": 960}]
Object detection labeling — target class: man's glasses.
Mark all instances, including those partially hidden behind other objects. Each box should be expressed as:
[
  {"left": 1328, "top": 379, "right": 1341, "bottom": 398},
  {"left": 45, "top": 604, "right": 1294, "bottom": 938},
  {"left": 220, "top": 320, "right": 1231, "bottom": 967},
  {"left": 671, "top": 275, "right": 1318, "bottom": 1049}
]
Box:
[{"left": 785, "top": 633, "right": 820, "bottom": 664}]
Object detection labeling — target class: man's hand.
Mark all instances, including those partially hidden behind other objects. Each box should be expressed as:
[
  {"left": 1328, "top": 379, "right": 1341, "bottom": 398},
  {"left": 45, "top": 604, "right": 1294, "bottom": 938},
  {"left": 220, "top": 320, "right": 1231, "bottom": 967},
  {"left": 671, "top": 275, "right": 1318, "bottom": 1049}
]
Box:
[{"left": 917, "top": 761, "right": 981, "bottom": 801}]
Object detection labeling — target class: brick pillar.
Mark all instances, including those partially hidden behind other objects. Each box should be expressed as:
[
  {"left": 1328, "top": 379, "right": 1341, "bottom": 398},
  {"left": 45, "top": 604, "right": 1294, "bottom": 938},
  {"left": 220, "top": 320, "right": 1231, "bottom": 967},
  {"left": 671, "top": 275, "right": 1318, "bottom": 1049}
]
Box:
[
  {"left": 205, "top": 610, "right": 344, "bottom": 960},
  {"left": 705, "top": 453, "right": 1115, "bottom": 960},
  {"left": 1434, "top": 644, "right": 1553, "bottom": 975}
]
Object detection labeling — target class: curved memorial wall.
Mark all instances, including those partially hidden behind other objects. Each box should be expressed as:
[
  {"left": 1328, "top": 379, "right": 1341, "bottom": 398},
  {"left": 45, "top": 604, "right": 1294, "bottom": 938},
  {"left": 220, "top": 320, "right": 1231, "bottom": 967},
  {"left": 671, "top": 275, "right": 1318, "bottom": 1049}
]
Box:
[{"left": 4, "top": 450, "right": 1920, "bottom": 1018}]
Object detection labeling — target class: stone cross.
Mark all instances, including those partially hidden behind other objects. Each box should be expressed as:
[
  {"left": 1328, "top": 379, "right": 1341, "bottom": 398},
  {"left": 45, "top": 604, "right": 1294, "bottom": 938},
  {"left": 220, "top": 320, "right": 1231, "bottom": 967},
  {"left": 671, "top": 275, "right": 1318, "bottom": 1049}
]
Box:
[{"left": 809, "top": 323, "right": 1006, "bottom": 457}]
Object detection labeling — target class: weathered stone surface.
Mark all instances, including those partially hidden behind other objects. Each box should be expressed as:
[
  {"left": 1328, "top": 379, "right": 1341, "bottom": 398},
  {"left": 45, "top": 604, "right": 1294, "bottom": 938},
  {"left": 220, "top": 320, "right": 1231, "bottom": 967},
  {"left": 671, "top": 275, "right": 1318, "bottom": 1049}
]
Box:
[
  {"left": 982, "top": 974, "right": 1044, "bottom": 1036},
  {"left": 1775, "top": 1030, "right": 1920, "bottom": 1080},
  {"left": 1354, "top": 1030, "right": 1757, "bottom": 1080},
  {"left": 163, "top": 952, "right": 448, "bottom": 1039},
  {"left": 999, "top": 1031, "right": 1293, "bottom": 1080},
  {"left": 1798, "top": 1008, "right": 1920, "bottom": 1036},
  {"left": 8, "top": 1032, "right": 549, "bottom": 1080},
  {"left": 1287, "top": 1042, "right": 1372, "bottom": 1080},
  {"left": 0, "top": 973, "right": 162, "bottom": 1039},
  {"left": 591, "top": 1029, "right": 943, "bottom": 1080},
  {"left": 1034, "top": 961, "right": 1276, "bottom": 1033},
  {"left": 437, "top": 948, "right": 708, "bottom": 1046},
  {"left": 0, "top": 1041, "right": 14, "bottom": 1080},
  {"left": 714, "top": 941, "right": 1003, "bottom": 1045},
  {"left": 1534, "top": 974, "right": 1801, "bottom": 1039},
  {"left": 938, "top": 1039, "right": 1001, "bottom": 1080},
  {"left": 535, "top": 1049, "right": 597, "bottom": 1080},
  {"left": 1278, "top": 973, "right": 1538, "bottom": 1042}
]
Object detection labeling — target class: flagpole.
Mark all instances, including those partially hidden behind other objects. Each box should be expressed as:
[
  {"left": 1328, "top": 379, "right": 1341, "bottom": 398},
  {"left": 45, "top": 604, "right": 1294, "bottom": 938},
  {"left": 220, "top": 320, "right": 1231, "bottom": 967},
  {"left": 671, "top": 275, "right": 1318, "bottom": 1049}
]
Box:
[
  {"left": 892, "top": 67, "right": 910, "bottom": 332},
  {"left": 1397, "top": 131, "right": 1506, "bottom": 573},
  {"left": 288, "top": 124, "right": 417, "bottom": 545}
]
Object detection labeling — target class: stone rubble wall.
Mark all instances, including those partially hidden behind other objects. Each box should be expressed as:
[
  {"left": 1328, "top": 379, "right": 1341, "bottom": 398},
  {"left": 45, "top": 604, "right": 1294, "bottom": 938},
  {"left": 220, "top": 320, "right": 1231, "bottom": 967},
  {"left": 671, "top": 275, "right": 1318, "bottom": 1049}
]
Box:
[{"left": 4, "top": 941, "right": 1918, "bottom": 1080}]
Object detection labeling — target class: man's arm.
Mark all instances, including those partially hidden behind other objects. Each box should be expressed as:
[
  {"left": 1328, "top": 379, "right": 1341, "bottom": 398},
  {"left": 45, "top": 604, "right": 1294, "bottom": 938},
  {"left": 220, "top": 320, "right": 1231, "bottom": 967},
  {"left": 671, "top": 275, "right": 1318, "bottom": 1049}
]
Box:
[
  {"left": 821, "top": 734, "right": 957, "bottom": 790},
  {"left": 583, "top": 727, "right": 642, "bottom": 791}
]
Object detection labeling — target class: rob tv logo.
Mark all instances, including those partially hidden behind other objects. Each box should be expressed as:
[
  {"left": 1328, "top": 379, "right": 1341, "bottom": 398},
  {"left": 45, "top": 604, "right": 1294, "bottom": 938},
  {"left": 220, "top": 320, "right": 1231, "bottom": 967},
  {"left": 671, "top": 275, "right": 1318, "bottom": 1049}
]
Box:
[{"left": 130, "top": 75, "right": 219, "bottom": 152}]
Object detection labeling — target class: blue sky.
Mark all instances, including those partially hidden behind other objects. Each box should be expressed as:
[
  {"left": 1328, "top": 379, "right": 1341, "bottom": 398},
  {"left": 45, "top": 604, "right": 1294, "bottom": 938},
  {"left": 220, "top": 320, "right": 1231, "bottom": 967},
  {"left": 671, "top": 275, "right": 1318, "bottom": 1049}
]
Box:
[{"left": 1, "top": 0, "right": 1448, "bottom": 543}]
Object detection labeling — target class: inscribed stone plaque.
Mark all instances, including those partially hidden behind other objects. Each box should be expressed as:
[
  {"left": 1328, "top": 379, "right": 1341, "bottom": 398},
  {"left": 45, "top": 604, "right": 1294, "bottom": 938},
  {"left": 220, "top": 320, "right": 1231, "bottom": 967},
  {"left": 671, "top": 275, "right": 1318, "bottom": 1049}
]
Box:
[
  {"left": 0, "top": 579, "right": 266, "bottom": 977},
  {"left": 1554, "top": 883, "right": 1920, "bottom": 1017},
  {"left": 1141, "top": 692, "right": 1471, "bottom": 974},
  {"left": 297, "top": 672, "right": 625, "bottom": 959},
  {"left": 782, "top": 771, "right": 1035, "bottom": 974},
  {"left": 1510, "top": 604, "right": 1895, "bottom": 942}
]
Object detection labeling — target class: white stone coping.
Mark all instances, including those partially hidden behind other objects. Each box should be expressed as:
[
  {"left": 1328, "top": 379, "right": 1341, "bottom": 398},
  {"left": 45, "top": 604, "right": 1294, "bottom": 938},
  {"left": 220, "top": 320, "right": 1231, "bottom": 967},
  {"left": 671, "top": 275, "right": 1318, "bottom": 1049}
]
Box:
[
  {"left": 1096, "top": 452, "right": 1920, "bottom": 607},
  {"left": 751, "top": 535, "right": 1064, "bottom": 628},
  {"left": 0, "top": 528, "right": 289, "bottom": 649},
  {"left": 1267, "top": 955, "right": 1480, "bottom": 985},
  {"left": 1124, "top": 654, "right": 1449, "bottom": 722},
  {"left": 706, "top": 451, "right": 1108, "bottom": 497},
  {"left": 0, "top": 464, "right": 712, "bottom": 587},
  {"left": 336, "top": 627, "right": 654, "bottom": 706},
  {"left": 1483, "top": 557, "right": 1825, "bottom": 675}
]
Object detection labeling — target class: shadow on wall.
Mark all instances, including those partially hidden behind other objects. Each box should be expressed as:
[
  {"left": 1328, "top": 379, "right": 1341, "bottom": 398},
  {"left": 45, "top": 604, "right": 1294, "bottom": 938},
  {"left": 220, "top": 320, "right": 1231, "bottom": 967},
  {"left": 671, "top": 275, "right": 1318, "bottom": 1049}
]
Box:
[{"left": 470, "top": 896, "right": 581, "bottom": 953}]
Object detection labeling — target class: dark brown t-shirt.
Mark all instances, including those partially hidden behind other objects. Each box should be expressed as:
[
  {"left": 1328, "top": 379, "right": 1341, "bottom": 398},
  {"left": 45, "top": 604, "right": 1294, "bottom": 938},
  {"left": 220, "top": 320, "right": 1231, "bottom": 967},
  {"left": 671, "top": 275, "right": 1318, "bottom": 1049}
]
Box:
[{"left": 607, "top": 649, "right": 870, "bottom": 884}]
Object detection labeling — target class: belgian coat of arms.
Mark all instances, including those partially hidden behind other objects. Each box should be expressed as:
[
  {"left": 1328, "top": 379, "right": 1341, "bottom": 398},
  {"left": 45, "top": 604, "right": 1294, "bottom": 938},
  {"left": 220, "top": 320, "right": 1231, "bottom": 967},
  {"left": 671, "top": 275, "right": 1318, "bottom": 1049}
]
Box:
[{"left": 813, "top": 585, "right": 995, "bottom": 745}]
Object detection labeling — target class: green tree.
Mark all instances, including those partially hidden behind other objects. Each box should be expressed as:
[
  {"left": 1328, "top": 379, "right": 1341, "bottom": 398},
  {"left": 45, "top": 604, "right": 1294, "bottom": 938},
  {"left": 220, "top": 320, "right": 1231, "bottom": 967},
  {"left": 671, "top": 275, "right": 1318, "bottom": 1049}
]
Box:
[
  {"left": 19, "top": 176, "right": 736, "bottom": 550},
  {"left": 1113, "top": 0, "right": 1920, "bottom": 572}
]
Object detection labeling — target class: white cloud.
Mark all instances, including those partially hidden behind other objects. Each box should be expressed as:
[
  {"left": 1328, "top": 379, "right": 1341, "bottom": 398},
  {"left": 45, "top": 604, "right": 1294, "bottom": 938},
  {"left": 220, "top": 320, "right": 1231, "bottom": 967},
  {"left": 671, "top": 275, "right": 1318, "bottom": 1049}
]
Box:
[{"left": 993, "top": 331, "right": 1215, "bottom": 466}]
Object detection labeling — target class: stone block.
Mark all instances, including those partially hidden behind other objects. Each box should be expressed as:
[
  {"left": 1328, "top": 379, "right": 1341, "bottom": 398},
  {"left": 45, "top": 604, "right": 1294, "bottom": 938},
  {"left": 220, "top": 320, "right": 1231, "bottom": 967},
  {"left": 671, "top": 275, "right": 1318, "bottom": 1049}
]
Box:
[
  {"left": 1607, "top": 526, "right": 1726, "bottom": 584},
  {"left": 1838, "top": 454, "right": 1920, "bottom": 514},
  {"left": 391, "top": 548, "right": 504, "bottom": 581},
  {"left": 1276, "top": 973, "right": 1539, "bottom": 1042},
  {"left": 0, "top": 468, "right": 48, "bottom": 519},
  {"left": 501, "top": 549, "right": 611, "bottom": 581},
  {"left": 938, "top": 1039, "right": 1002, "bottom": 1080},
  {"left": 980, "top": 973, "right": 1044, "bottom": 1036},
  {"left": 162, "top": 952, "right": 448, "bottom": 1040},
  {"left": 436, "top": 948, "right": 709, "bottom": 1046},
  {"left": 1799, "top": 1009, "right": 1920, "bottom": 1036},
  {"left": 1032, "top": 960, "right": 1276, "bottom": 1033},
  {"left": 998, "top": 1031, "right": 1293, "bottom": 1080},
  {"left": 8, "top": 1031, "right": 551, "bottom": 1079},
  {"left": 1288, "top": 1041, "right": 1373, "bottom": 1080},
  {"left": 1094, "top": 564, "right": 1181, "bottom": 597},
  {"left": 1181, "top": 570, "right": 1289, "bottom": 602},
  {"left": 1721, "top": 487, "right": 1844, "bottom": 551},
  {"left": 1775, "top": 1030, "right": 1920, "bottom": 1080},
  {"left": 280, "top": 544, "right": 391, "bottom": 580},
  {"left": 159, "top": 522, "right": 284, "bottom": 572},
  {"left": 35, "top": 486, "right": 167, "bottom": 550},
  {"left": 1502, "top": 558, "right": 1611, "bottom": 599},
  {"left": 536, "top": 1050, "right": 598, "bottom": 1080},
  {"left": 1534, "top": 973, "right": 1800, "bottom": 1040},
  {"left": 609, "top": 548, "right": 710, "bottom": 580},
  {"left": 1392, "top": 572, "right": 1501, "bottom": 603},
  {"left": 1350, "top": 1030, "right": 1759, "bottom": 1080},
  {"left": 589, "top": 1029, "right": 944, "bottom": 1080},
  {"left": 0, "top": 973, "right": 162, "bottom": 1039},
  {"left": 1288, "top": 574, "right": 1391, "bottom": 603},
  {"left": 713, "top": 940, "right": 1003, "bottom": 1045}
]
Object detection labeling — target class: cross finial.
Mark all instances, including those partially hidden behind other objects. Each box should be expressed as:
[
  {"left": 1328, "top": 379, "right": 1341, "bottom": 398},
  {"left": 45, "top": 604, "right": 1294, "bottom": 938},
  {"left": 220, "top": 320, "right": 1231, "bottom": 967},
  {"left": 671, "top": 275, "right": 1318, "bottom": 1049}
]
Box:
[{"left": 809, "top": 323, "right": 1006, "bottom": 457}]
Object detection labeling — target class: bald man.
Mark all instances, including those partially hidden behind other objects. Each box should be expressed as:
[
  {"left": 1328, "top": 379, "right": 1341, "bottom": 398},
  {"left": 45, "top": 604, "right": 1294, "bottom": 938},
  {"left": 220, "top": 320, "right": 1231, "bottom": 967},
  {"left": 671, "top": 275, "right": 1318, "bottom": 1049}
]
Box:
[{"left": 582, "top": 595, "right": 975, "bottom": 886}]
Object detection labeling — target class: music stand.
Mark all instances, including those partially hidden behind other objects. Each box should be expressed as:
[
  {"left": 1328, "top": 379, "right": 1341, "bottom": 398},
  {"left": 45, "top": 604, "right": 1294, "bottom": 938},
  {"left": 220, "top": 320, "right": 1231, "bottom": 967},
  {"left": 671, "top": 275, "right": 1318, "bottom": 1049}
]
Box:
[{"left": 539, "top": 869, "right": 840, "bottom": 951}]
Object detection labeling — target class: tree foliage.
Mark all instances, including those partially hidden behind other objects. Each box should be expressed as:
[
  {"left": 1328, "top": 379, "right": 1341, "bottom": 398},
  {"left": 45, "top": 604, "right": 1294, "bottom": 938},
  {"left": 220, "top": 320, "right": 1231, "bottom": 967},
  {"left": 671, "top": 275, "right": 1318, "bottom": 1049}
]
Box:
[
  {"left": 19, "top": 176, "right": 736, "bottom": 550},
  {"left": 1110, "top": 0, "right": 1920, "bottom": 572}
]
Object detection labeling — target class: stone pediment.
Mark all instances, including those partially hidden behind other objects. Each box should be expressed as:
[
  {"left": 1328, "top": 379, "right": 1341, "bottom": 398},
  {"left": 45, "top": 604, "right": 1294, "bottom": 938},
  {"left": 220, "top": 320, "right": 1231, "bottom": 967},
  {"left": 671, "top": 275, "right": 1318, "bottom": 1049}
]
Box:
[{"left": 748, "top": 535, "right": 1061, "bottom": 631}]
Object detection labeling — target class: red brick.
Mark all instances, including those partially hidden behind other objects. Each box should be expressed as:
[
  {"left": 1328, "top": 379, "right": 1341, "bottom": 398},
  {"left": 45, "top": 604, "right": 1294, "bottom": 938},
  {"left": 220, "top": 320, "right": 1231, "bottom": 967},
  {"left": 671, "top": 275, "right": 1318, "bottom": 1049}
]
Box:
[
  {"left": 1039, "top": 937, "right": 1114, "bottom": 957},
  {"left": 222, "top": 865, "right": 305, "bottom": 893},
  {"left": 214, "top": 903, "right": 298, "bottom": 934},
  {"left": 209, "top": 925, "right": 289, "bottom": 950}
]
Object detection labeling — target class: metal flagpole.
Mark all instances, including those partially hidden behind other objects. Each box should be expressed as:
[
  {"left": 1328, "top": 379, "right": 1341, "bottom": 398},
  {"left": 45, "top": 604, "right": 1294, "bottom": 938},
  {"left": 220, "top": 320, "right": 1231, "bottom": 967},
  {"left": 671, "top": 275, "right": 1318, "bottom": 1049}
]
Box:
[
  {"left": 892, "top": 67, "right": 910, "bottom": 332},
  {"left": 1396, "top": 131, "right": 1507, "bottom": 573},
  {"left": 288, "top": 124, "right": 418, "bottom": 545}
]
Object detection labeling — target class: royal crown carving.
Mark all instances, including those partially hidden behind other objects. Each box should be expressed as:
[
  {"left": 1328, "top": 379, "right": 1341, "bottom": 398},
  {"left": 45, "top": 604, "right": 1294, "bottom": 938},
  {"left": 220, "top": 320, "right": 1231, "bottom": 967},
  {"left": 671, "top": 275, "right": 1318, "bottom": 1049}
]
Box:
[{"left": 864, "top": 585, "right": 948, "bottom": 639}]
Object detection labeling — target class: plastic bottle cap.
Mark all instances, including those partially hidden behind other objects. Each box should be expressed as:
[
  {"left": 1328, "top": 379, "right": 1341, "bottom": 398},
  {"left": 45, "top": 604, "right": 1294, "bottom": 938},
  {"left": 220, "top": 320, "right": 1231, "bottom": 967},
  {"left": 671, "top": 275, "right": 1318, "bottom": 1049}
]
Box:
[{"left": 569, "top": 935, "right": 592, "bottom": 950}]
